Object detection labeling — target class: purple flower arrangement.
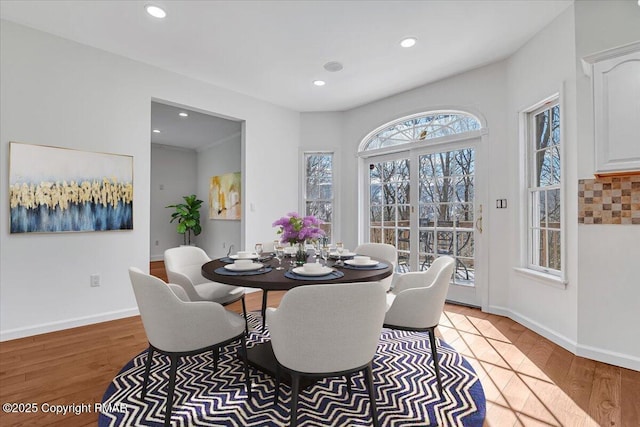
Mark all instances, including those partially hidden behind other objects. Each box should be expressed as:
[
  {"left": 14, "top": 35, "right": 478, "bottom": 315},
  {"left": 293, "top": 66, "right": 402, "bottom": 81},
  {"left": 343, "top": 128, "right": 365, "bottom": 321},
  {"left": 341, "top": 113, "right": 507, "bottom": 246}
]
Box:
[{"left": 273, "top": 212, "right": 325, "bottom": 245}]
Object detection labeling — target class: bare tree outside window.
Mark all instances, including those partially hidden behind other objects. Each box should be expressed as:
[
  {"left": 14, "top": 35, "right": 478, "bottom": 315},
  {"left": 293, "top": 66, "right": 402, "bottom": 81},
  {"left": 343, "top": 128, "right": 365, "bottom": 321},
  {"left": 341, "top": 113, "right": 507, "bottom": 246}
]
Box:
[
  {"left": 418, "top": 148, "right": 475, "bottom": 284},
  {"left": 369, "top": 159, "right": 411, "bottom": 251},
  {"left": 364, "top": 112, "right": 481, "bottom": 283},
  {"left": 529, "top": 103, "right": 561, "bottom": 273},
  {"left": 305, "top": 153, "right": 333, "bottom": 241}
]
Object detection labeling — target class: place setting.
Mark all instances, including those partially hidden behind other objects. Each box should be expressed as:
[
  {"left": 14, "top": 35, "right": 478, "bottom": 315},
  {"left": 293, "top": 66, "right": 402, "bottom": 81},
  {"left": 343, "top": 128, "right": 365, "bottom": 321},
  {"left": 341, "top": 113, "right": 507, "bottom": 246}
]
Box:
[
  {"left": 219, "top": 250, "right": 260, "bottom": 264},
  {"left": 214, "top": 258, "right": 272, "bottom": 276},
  {"left": 342, "top": 255, "right": 388, "bottom": 270},
  {"left": 284, "top": 262, "right": 344, "bottom": 281},
  {"left": 328, "top": 242, "right": 356, "bottom": 266}
]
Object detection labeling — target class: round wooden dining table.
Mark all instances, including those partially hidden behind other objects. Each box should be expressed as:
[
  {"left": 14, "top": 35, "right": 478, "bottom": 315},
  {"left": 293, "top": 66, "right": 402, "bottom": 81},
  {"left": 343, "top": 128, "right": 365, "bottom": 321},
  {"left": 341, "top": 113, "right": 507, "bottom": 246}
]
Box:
[
  {"left": 201, "top": 256, "right": 393, "bottom": 383},
  {"left": 201, "top": 256, "right": 392, "bottom": 291}
]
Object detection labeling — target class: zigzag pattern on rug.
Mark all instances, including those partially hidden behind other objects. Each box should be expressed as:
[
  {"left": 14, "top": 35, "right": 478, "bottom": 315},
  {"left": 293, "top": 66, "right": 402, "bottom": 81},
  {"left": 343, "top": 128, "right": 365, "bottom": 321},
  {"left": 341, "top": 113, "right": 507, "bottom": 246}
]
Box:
[{"left": 99, "top": 312, "right": 485, "bottom": 426}]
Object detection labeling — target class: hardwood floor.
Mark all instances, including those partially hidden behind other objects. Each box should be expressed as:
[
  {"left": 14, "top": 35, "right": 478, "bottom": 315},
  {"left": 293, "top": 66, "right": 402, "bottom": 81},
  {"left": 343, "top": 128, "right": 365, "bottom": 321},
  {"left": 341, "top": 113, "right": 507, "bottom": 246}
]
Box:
[{"left": 1, "top": 261, "right": 638, "bottom": 426}]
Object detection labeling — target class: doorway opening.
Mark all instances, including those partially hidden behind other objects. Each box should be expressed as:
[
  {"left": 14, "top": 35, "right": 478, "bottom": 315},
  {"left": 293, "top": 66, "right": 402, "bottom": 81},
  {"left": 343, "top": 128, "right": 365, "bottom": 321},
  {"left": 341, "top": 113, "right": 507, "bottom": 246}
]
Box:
[{"left": 150, "top": 100, "right": 243, "bottom": 261}]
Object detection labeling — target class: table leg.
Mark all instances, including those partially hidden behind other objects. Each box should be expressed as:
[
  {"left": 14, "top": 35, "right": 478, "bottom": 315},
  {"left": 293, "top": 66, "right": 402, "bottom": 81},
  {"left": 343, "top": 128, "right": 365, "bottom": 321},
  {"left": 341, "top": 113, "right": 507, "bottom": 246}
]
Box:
[{"left": 247, "top": 342, "right": 315, "bottom": 388}]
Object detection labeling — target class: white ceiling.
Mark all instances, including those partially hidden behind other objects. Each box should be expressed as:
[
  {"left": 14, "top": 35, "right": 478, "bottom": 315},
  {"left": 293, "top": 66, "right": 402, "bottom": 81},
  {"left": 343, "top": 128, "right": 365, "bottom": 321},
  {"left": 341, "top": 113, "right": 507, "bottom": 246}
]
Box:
[
  {"left": 1, "top": 0, "right": 573, "bottom": 113},
  {"left": 150, "top": 101, "right": 241, "bottom": 150}
]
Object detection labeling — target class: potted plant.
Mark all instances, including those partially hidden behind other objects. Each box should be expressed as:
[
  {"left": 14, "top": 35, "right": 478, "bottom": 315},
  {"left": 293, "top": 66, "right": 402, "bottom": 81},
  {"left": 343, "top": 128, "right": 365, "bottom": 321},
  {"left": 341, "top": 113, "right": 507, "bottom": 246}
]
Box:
[{"left": 166, "top": 194, "right": 203, "bottom": 246}]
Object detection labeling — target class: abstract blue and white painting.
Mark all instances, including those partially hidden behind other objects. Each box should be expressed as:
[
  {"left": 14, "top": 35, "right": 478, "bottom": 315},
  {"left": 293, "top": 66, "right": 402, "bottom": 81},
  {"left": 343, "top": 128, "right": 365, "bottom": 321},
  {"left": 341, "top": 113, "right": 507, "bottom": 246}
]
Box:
[{"left": 9, "top": 142, "right": 133, "bottom": 233}]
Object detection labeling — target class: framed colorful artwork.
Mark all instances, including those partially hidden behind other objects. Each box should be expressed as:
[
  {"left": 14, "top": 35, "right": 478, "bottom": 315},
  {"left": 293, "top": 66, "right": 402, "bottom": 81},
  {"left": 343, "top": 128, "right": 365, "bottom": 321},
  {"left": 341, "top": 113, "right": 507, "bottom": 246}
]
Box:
[
  {"left": 209, "top": 172, "right": 241, "bottom": 220},
  {"left": 9, "top": 142, "right": 133, "bottom": 233}
]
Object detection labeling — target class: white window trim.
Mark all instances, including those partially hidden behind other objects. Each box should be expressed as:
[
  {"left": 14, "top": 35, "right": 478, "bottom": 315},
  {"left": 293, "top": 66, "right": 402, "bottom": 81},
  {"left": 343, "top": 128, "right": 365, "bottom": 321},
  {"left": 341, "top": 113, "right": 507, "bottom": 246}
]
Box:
[
  {"left": 300, "top": 149, "right": 339, "bottom": 242},
  {"left": 513, "top": 267, "right": 567, "bottom": 289},
  {"left": 518, "top": 89, "right": 567, "bottom": 286}
]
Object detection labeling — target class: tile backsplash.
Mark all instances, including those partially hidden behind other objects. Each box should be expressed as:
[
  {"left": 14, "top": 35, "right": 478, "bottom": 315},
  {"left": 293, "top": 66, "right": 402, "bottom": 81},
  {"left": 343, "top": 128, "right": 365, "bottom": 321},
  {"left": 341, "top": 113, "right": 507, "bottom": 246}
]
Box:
[{"left": 578, "top": 175, "right": 640, "bottom": 224}]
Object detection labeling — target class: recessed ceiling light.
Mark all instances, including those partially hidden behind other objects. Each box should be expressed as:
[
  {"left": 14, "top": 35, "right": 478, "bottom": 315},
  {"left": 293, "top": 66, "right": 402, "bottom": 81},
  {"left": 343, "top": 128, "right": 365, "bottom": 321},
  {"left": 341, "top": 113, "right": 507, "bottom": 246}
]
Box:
[
  {"left": 313, "top": 80, "right": 326, "bottom": 87},
  {"left": 178, "top": 112, "right": 188, "bottom": 117},
  {"left": 152, "top": 129, "right": 161, "bottom": 133},
  {"left": 400, "top": 37, "right": 417, "bottom": 48},
  {"left": 145, "top": 4, "right": 167, "bottom": 19}
]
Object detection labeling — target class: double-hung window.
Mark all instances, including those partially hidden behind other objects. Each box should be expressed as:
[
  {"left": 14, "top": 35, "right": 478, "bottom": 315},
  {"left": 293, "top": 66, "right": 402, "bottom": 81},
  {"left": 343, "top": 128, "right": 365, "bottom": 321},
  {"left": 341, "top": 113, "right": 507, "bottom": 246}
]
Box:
[
  {"left": 303, "top": 152, "right": 334, "bottom": 241},
  {"left": 527, "top": 100, "right": 562, "bottom": 275}
]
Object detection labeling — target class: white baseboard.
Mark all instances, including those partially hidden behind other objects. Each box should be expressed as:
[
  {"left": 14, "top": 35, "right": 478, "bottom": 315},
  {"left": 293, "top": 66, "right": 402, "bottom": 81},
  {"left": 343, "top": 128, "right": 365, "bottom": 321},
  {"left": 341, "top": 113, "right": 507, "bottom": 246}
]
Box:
[
  {"left": 484, "top": 305, "right": 640, "bottom": 371},
  {"left": 576, "top": 344, "right": 640, "bottom": 372},
  {"left": 150, "top": 254, "right": 164, "bottom": 262},
  {"left": 0, "top": 307, "right": 140, "bottom": 342}
]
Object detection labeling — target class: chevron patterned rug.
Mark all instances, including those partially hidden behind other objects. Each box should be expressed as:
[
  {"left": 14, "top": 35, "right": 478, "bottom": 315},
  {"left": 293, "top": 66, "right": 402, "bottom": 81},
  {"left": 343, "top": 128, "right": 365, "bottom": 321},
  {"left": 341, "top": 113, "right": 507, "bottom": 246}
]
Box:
[{"left": 99, "top": 312, "right": 485, "bottom": 426}]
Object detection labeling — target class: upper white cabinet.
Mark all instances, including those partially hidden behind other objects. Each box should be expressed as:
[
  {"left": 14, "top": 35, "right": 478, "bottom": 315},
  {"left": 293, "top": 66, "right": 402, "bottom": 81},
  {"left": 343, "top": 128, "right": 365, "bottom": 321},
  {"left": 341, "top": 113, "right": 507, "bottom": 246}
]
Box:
[{"left": 583, "top": 42, "right": 640, "bottom": 175}]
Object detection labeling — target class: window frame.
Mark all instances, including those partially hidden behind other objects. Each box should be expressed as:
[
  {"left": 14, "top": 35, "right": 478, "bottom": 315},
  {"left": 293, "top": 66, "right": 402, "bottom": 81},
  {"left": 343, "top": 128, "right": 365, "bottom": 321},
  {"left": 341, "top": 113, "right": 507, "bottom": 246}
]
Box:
[
  {"left": 521, "top": 93, "right": 566, "bottom": 282},
  {"left": 302, "top": 151, "right": 336, "bottom": 242}
]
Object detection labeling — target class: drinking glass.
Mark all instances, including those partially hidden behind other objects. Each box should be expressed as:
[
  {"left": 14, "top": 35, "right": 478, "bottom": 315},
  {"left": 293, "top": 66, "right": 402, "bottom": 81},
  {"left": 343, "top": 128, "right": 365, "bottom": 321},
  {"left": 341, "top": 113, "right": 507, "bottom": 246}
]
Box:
[
  {"left": 310, "top": 242, "right": 320, "bottom": 263},
  {"left": 274, "top": 245, "right": 285, "bottom": 270},
  {"left": 321, "top": 245, "right": 330, "bottom": 266},
  {"left": 336, "top": 242, "right": 344, "bottom": 265}
]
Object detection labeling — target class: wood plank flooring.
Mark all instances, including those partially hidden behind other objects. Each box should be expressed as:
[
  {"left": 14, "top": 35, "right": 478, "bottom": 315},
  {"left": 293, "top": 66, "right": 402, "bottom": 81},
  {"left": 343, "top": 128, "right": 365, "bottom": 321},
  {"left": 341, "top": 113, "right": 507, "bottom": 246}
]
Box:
[{"left": 1, "top": 261, "right": 638, "bottom": 426}]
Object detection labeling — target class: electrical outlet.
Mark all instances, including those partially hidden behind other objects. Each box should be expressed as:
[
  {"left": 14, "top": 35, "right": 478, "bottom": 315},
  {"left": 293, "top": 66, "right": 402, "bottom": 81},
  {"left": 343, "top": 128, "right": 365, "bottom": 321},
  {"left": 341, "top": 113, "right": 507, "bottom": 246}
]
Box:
[
  {"left": 90, "top": 274, "right": 100, "bottom": 287},
  {"left": 155, "top": 240, "right": 159, "bottom": 246}
]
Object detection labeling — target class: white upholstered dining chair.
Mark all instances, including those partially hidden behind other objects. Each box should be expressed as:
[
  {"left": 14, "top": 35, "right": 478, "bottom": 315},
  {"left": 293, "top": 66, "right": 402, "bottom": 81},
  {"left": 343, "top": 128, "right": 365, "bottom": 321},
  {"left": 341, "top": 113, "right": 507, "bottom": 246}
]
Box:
[
  {"left": 383, "top": 255, "right": 455, "bottom": 394},
  {"left": 266, "top": 282, "right": 386, "bottom": 427},
  {"left": 129, "top": 267, "right": 251, "bottom": 427},
  {"left": 164, "top": 246, "right": 248, "bottom": 333},
  {"left": 354, "top": 243, "right": 398, "bottom": 291}
]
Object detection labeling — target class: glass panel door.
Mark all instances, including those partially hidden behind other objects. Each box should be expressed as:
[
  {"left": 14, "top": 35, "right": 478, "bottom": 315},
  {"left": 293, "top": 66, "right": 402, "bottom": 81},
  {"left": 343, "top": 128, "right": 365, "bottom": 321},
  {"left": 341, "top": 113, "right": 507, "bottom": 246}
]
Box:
[
  {"left": 368, "top": 157, "right": 411, "bottom": 269},
  {"left": 418, "top": 148, "right": 475, "bottom": 286},
  {"left": 365, "top": 144, "right": 481, "bottom": 306}
]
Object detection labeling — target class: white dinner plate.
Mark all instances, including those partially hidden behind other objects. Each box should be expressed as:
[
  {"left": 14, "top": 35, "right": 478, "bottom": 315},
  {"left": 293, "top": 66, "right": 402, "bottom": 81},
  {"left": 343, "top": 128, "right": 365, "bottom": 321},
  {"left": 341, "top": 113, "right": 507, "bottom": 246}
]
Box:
[
  {"left": 224, "top": 262, "right": 264, "bottom": 271},
  {"left": 345, "top": 259, "right": 379, "bottom": 267},
  {"left": 330, "top": 251, "right": 356, "bottom": 258},
  {"left": 230, "top": 253, "right": 259, "bottom": 260},
  {"left": 292, "top": 266, "right": 334, "bottom": 276}
]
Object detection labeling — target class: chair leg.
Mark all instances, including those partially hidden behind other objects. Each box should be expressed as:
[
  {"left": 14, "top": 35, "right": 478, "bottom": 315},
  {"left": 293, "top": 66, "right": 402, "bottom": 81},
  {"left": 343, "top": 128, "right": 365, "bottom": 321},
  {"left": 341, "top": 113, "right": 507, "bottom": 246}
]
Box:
[
  {"left": 261, "top": 290, "right": 269, "bottom": 332},
  {"left": 427, "top": 328, "right": 443, "bottom": 395},
  {"left": 274, "top": 363, "right": 281, "bottom": 406},
  {"left": 142, "top": 346, "right": 154, "bottom": 399},
  {"left": 164, "top": 355, "right": 178, "bottom": 427},
  {"left": 346, "top": 373, "right": 352, "bottom": 395},
  {"left": 240, "top": 336, "right": 252, "bottom": 399},
  {"left": 290, "top": 372, "right": 300, "bottom": 427},
  {"left": 363, "top": 363, "right": 380, "bottom": 427},
  {"left": 212, "top": 347, "right": 219, "bottom": 371},
  {"left": 241, "top": 295, "right": 249, "bottom": 335}
]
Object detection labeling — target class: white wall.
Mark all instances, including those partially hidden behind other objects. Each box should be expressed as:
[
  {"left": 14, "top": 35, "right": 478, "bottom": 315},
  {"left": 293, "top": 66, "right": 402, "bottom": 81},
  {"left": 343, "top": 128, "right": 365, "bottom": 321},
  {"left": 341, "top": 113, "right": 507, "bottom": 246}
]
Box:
[
  {"left": 573, "top": 0, "right": 640, "bottom": 368},
  {"left": 0, "top": 20, "right": 299, "bottom": 340},
  {"left": 150, "top": 145, "right": 197, "bottom": 260},
  {"left": 505, "top": 6, "right": 579, "bottom": 351},
  {"left": 299, "top": 112, "right": 344, "bottom": 240},
  {"left": 197, "top": 135, "right": 242, "bottom": 258}
]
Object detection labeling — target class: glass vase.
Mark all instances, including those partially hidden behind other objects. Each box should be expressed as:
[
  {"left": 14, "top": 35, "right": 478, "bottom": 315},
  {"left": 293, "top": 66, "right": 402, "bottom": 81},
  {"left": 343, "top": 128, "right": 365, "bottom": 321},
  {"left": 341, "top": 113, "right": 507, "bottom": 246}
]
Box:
[{"left": 295, "top": 242, "right": 307, "bottom": 266}]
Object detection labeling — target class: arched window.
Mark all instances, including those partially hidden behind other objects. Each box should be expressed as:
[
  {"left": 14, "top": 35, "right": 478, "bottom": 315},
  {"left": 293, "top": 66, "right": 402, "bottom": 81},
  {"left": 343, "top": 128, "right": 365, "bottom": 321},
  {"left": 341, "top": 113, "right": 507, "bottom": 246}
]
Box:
[
  {"left": 361, "top": 111, "right": 481, "bottom": 152},
  {"left": 359, "top": 110, "right": 484, "bottom": 306}
]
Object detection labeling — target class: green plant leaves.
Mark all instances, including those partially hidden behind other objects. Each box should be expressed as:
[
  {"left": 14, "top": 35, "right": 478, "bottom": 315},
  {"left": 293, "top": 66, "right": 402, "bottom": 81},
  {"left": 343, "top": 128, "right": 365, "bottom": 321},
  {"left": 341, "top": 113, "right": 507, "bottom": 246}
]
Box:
[{"left": 166, "top": 194, "right": 204, "bottom": 245}]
